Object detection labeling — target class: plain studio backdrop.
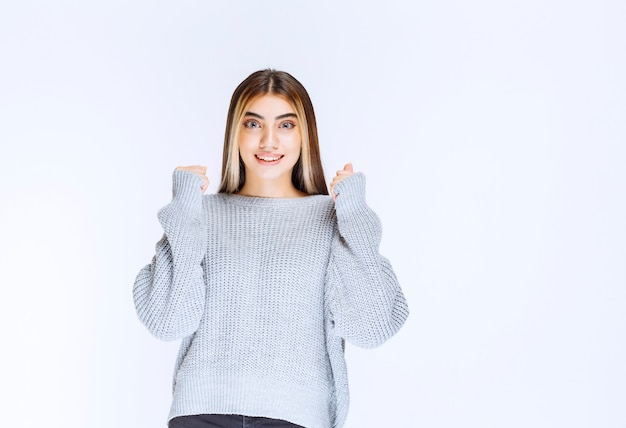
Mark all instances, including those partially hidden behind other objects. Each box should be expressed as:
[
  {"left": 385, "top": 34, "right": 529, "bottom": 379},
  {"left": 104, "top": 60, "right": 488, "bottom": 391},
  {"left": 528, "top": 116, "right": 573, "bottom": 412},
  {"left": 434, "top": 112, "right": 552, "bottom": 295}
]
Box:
[{"left": 0, "top": 1, "right": 624, "bottom": 427}]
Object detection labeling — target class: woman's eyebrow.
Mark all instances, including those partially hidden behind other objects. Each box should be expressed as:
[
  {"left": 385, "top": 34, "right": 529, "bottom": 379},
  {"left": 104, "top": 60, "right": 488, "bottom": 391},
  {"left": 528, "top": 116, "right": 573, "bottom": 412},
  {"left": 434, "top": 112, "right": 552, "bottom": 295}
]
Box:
[
  {"left": 244, "top": 111, "right": 298, "bottom": 120},
  {"left": 244, "top": 111, "right": 264, "bottom": 119},
  {"left": 276, "top": 113, "right": 297, "bottom": 120}
]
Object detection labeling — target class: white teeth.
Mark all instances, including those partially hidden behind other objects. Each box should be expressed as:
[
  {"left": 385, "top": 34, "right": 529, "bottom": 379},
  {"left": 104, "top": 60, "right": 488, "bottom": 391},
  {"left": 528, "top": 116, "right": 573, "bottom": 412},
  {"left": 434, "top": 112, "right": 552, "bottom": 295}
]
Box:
[{"left": 256, "top": 155, "right": 282, "bottom": 162}]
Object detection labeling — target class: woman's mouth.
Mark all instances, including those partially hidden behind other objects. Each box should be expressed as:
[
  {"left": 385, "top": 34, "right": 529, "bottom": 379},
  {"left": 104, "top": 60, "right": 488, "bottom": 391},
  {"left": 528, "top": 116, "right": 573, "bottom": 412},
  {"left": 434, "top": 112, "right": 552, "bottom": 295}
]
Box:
[{"left": 255, "top": 154, "right": 284, "bottom": 163}]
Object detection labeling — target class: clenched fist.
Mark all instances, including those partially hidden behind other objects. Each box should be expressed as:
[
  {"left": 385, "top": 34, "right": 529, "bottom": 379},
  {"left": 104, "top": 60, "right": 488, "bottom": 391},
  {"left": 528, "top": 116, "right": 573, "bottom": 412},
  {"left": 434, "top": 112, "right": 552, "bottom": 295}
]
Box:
[
  {"left": 176, "top": 165, "right": 210, "bottom": 194},
  {"left": 330, "top": 162, "right": 354, "bottom": 201}
]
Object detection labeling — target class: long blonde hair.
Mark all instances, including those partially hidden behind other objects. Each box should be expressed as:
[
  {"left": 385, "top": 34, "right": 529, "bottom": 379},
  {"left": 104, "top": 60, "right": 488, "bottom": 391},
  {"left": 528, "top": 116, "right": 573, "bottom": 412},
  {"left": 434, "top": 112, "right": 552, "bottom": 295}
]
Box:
[{"left": 218, "top": 69, "right": 328, "bottom": 195}]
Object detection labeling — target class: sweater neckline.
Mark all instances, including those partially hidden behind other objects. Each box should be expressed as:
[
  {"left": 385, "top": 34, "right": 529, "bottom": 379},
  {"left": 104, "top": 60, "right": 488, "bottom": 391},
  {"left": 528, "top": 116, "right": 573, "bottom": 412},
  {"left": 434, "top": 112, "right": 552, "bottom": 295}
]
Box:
[{"left": 217, "top": 192, "right": 330, "bottom": 208}]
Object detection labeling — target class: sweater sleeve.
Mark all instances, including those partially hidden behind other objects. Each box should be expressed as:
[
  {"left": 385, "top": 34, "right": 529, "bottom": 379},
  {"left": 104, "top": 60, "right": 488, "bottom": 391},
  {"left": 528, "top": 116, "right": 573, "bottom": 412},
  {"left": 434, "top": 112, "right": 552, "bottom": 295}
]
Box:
[
  {"left": 133, "top": 170, "right": 207, "bottom": 341},
  {"left": 325, "top": 172, "right": 409, "bottom": 348}
]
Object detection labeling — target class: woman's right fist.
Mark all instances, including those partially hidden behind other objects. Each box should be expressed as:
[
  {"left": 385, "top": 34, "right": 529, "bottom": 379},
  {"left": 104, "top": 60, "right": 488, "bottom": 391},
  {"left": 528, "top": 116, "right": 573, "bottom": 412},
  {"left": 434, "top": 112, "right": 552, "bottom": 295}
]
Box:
[{"left": 176, "top": 165, "right": 209, "bottom": 194}]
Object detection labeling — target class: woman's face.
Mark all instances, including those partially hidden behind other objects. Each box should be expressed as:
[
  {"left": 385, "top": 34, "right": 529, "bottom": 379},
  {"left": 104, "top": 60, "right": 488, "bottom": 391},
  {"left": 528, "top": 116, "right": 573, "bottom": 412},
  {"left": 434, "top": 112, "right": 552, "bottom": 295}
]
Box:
[{"left": 238, "top": 94, "right": 302, "bottom": 187}]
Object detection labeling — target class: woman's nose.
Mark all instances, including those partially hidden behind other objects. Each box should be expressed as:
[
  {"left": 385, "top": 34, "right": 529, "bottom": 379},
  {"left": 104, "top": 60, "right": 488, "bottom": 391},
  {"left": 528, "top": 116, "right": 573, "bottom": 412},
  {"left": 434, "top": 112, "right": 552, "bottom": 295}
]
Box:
[{"left": 259, "top": 128, "right": 278, "bottom": 150}]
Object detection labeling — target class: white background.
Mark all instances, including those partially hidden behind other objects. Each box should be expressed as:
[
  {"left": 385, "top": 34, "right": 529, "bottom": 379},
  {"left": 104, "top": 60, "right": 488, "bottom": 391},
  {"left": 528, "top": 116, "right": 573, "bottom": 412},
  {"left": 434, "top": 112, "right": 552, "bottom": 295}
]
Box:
[{"left": 1, "top": 1, "right": 624, "bottom": 427}]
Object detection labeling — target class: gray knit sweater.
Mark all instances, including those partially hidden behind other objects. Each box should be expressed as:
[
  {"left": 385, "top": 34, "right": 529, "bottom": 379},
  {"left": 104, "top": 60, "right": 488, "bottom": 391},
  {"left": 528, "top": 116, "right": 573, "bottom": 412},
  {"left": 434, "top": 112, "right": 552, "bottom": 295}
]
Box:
[{"left": 133, "top": 170, "right": 409, "bottom": 428}]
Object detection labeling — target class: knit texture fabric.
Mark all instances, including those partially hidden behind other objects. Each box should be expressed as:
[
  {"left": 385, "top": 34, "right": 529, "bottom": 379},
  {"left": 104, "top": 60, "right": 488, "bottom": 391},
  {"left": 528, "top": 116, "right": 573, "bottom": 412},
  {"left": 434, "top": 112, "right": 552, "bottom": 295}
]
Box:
[{"left": 133, "top": 170, "right": 409, "bottom": 428}]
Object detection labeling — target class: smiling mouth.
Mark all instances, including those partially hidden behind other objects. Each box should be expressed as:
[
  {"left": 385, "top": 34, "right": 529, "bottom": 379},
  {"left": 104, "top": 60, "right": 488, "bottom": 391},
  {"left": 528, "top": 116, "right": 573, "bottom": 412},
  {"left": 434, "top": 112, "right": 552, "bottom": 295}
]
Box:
[{"left": 255, "top": 154, "right": 284, "bottom": 162}]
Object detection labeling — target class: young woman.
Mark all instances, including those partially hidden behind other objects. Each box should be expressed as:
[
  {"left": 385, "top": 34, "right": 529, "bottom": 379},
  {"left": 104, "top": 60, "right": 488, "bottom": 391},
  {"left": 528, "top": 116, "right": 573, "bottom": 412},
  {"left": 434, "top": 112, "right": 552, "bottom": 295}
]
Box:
[{"left": 133, "top": 69, "right": 409, "bottom": 428}]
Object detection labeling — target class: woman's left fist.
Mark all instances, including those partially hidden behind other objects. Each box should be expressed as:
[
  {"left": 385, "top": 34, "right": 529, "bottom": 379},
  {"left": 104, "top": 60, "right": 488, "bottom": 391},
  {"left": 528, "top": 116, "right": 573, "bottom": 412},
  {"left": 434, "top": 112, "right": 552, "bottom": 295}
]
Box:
[{"left": 330, "top": 162, "right": 354, "bottom": 201}]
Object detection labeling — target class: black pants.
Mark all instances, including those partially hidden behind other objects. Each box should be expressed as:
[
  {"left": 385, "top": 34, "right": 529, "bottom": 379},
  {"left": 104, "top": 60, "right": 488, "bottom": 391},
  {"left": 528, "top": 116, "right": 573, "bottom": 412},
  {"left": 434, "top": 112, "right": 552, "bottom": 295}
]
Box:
[{"left": 168, "top": 414, "right": 304, "bottom": 428}]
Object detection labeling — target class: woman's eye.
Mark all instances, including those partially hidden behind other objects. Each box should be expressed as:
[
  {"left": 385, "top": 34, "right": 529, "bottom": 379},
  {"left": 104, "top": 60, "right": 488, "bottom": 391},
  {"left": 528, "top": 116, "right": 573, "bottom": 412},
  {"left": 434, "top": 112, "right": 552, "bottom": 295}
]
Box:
[
  {"left": 280, "top": 122, "right": 295, "bottom": 129},
  {"left": 243, "top": 120, "right": 260, "bottom": 129}
]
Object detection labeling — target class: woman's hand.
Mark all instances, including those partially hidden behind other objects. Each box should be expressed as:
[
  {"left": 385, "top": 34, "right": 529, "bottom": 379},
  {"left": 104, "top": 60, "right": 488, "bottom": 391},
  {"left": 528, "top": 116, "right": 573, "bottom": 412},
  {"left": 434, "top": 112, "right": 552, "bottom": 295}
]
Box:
[
  {"left": 175, "top": 165, "right": 210, "bottom": 194},
  {"left": 330, "top": 162, "right": 354, "bottom": 201}
]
